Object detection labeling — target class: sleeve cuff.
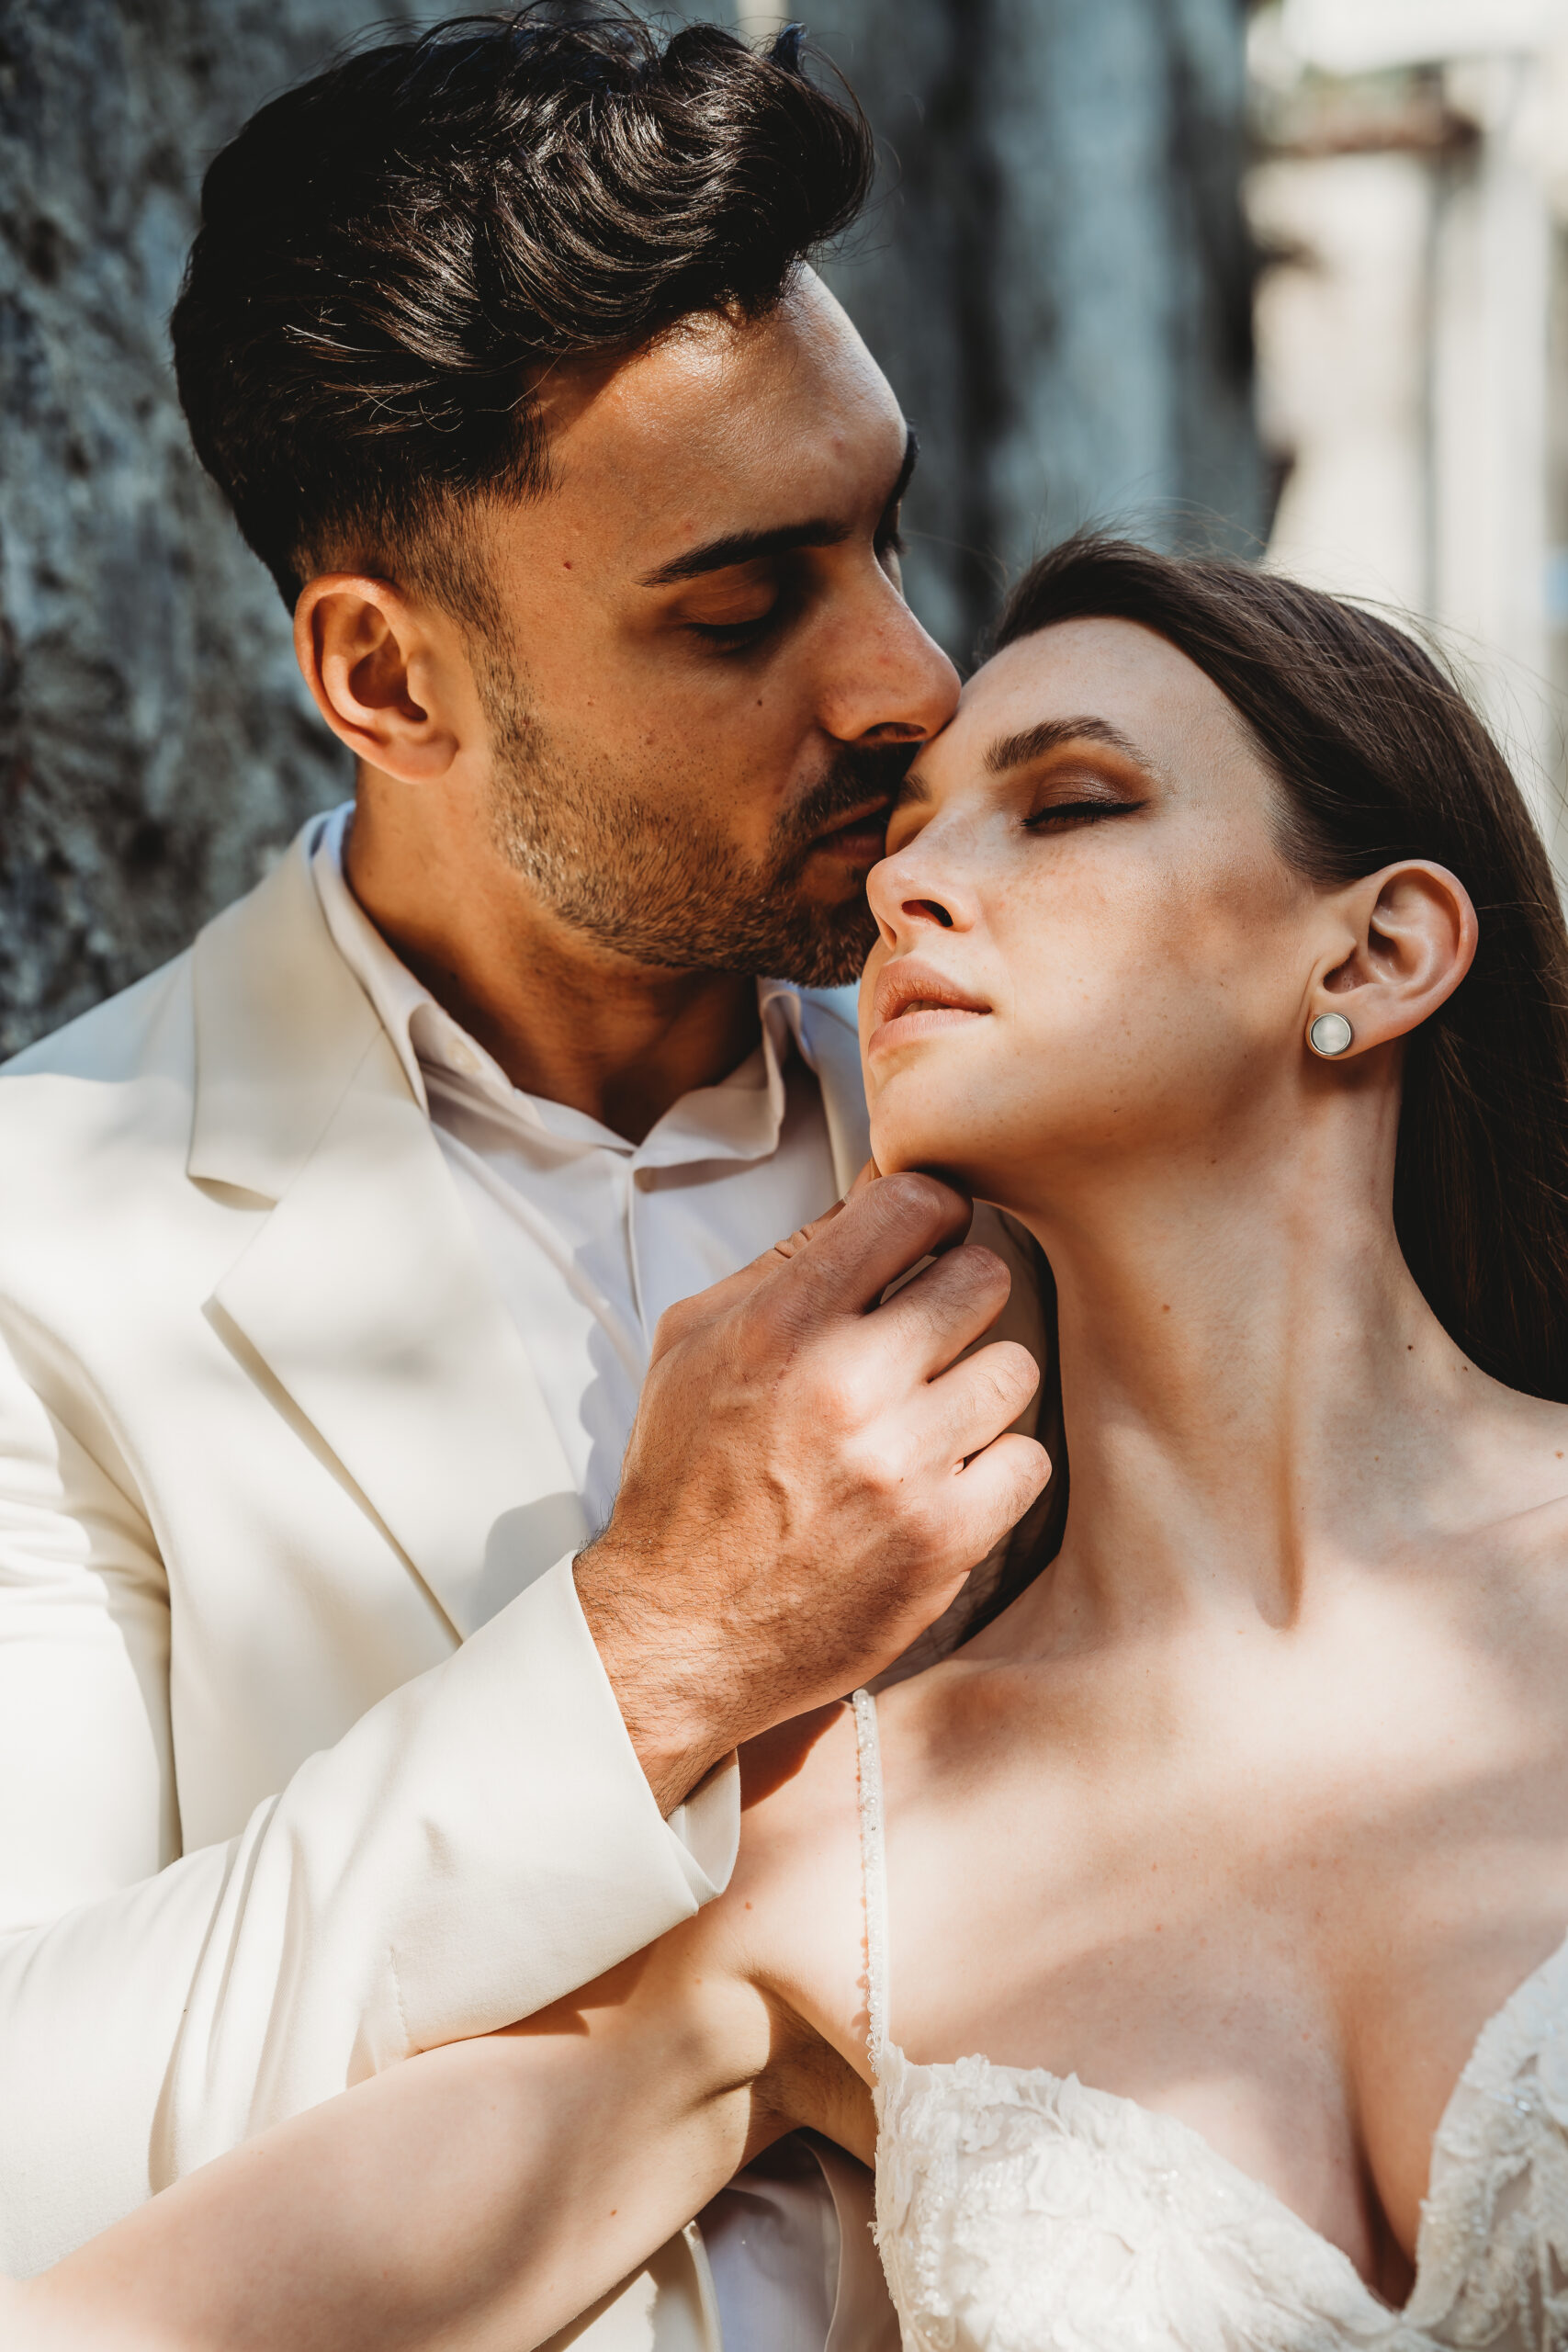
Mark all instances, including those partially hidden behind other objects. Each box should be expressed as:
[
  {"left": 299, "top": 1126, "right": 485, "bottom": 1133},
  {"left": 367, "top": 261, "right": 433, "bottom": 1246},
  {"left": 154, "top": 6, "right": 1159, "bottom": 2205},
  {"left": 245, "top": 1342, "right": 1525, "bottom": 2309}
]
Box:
[
  {"left": 547, "top": 1553, "right": 740, "bottom": 1898},
  {"left": 666, "top": 1753, "right": 740, "bottom": 1898}
]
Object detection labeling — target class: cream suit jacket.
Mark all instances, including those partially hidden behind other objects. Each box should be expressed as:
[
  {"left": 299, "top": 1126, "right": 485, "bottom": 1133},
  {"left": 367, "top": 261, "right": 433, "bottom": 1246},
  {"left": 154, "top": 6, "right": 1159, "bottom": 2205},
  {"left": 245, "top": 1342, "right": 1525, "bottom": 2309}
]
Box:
[{"left": 0, "top": 823, "right": 1045, "bottom": 2340}]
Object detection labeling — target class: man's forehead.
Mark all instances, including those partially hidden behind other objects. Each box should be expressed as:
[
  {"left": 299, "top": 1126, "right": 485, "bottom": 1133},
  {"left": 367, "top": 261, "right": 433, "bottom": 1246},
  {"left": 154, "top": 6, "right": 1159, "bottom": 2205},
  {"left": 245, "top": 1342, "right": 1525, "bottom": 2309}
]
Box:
[{"left": 536, "top": 273, "right": 907, "bottom": 537}]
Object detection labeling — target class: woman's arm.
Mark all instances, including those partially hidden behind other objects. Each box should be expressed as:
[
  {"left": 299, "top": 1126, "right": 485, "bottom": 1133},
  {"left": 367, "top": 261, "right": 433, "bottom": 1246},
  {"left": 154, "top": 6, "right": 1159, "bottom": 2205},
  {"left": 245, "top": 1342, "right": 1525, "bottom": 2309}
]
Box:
[
  {"left": 16, "top": 1926, "right": 796, "bottom": 2352},
  {"left": 11, "top": 1704, "right": 872, "bottom": 2352}
]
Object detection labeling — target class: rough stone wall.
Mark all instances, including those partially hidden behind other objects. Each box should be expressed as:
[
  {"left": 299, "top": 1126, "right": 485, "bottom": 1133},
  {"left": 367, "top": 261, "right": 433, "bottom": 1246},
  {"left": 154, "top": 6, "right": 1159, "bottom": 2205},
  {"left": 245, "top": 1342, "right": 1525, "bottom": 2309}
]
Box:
[
  {"left": 0, "top": 0, "right": 1260, "bottom": 1056},
  {"left": 812, "top": 0, "right": 1264, "bottom": 658},
  {"left": 0, "top": 0, "right": 423, "bottom": 1058}
]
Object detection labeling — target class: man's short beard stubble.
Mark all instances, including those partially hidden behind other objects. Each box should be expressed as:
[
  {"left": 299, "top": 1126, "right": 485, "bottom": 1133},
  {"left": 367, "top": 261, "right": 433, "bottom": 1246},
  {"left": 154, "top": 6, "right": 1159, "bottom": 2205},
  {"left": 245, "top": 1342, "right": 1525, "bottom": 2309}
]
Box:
[{"left": 479, "top": 652, "right": 907, "bottom": 989}]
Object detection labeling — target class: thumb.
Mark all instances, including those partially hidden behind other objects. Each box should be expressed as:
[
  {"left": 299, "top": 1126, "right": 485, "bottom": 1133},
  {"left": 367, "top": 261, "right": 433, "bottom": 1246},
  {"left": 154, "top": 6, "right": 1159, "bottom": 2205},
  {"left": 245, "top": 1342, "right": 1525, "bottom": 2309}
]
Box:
[{"left": 647, "top": 1193, "right": 853, "bottom": 1354}]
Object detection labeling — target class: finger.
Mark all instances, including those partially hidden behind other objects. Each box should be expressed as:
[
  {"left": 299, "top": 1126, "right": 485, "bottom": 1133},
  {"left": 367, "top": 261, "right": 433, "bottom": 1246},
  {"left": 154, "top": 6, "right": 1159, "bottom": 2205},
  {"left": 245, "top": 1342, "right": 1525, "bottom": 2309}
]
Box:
[
  {"left": 649, "top": 1194, "right": 851, "bottom": 1344},
  {"left": 917, "top": 1340, "right": 1043, "bottom": 1462},
  {"left": 944, "top": 1431, "right": 1053, "bottom": 1560},
  {"left": 655, "top": 1173, "right": 973, "bottom": 1358},
  {"left": 754, "top": 1171, "right": 975, "bottom": 1329},
  {"left": 766, "top": 1157, "right": 883, "bottom": 1262},
  {"left": 769, "top": 1198, "right": 847, "bottom": 1262},
  {"left": 859, "top": 1242, "right": 1013, "bottom": 1378}
]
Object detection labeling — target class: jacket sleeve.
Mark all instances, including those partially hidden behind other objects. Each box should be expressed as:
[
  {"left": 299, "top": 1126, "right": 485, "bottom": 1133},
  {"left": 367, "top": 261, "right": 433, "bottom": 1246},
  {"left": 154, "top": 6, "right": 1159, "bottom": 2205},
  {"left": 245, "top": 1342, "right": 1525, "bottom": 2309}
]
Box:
[{"left": 0, "top": 1331, "right": 739, "bottom": 2276}]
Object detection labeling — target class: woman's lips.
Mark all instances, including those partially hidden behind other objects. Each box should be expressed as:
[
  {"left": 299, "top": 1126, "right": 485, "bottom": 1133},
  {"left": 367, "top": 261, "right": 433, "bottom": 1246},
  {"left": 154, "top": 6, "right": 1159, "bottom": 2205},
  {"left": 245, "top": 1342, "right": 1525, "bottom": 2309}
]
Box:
[
  {"left": 868, "top": 1003, "right": 989, "bottom": 1057},
  {"left": 868, "top": 960, "right": 991, "bottom": 1057}
]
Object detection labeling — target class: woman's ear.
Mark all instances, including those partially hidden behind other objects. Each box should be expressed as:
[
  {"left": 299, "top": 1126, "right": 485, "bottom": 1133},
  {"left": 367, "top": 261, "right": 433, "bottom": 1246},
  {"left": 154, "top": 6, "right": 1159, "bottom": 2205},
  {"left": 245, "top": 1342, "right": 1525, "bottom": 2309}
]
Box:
[
  {"left": 1309, "top": 860, "right": 1478, "bottom": 1056},
  {"left": 293, "top": 574, "right": 463, "bottom": 781}
]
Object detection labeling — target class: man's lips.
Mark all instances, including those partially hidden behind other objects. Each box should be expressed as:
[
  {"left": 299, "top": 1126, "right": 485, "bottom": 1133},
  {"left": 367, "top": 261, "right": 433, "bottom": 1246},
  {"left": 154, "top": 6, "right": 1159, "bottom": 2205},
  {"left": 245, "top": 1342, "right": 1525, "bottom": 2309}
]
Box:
[
  {"left": 807, "top": 799, "right": 893, "bottom": 860},
  {"left": 868, "top": 957, "right": 991, "bottom": 1057}
]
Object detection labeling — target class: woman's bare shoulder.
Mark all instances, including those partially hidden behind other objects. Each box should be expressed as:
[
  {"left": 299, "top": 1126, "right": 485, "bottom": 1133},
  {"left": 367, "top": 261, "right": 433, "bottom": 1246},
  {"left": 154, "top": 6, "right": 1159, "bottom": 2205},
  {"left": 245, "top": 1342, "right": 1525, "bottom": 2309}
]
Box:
[
  {"left": 723, "top": 1669, "right": 970, "bottom": 2011},
  {"left": 678, "top": 1670, "right": 975, "bottom": 2101},
  {"left": 1475, "top": 1391, "right": 1568, "bottom": 1586},
  {"left": 730, "top": 1700, "right": 864, "bottom": 1956},
  {"left": 715, "top": 1704, "right": 870, "bottom": 2052}
]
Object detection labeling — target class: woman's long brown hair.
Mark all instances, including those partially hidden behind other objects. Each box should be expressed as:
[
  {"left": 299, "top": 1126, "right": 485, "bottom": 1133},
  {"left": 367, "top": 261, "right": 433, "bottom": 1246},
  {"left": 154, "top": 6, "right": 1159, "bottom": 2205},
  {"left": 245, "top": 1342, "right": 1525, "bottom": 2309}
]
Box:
[{"left": 967, "top": 533, "right": 1568, "bottom": 1634}]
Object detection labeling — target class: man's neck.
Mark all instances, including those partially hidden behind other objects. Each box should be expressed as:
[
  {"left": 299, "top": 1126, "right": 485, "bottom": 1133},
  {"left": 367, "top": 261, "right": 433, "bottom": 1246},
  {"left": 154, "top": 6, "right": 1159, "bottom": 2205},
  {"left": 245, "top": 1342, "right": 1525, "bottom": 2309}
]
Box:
[{"left": 344, "top": 783, "right": 761, "bottom": 1144}]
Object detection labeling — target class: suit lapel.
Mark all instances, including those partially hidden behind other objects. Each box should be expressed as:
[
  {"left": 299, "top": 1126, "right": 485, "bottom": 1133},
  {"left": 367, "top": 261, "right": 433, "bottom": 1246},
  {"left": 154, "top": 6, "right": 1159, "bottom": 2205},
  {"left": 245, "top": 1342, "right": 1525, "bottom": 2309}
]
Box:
[{"left": 191, "top": 831, "right": 586, "bottom": 1641}]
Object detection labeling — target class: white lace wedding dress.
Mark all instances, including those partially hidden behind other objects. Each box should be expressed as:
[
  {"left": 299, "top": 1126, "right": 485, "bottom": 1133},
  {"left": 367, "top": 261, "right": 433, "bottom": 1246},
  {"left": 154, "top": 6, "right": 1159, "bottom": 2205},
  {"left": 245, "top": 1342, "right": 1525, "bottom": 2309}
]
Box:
[{"left": 852, "top": 1690, "right": 1568, "bottom": 2351}]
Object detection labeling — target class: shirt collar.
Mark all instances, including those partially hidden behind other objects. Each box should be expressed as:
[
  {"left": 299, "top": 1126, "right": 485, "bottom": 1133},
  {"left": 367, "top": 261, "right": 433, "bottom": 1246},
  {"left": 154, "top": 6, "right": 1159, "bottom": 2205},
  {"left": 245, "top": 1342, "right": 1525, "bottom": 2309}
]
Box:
[{"left": 308, "top": 801, "right": 810, "bottom": 1166}]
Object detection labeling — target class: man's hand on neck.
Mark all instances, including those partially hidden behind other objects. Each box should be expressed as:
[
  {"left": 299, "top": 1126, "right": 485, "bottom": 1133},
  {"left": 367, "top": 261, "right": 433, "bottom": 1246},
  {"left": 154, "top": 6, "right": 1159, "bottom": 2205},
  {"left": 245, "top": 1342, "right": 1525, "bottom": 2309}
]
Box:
[
  {"left": 283, "top": 282, "right": 1029, "bottom": 1804},
  {"left": 345, "top": 764, "right": 761, "bottom": 1143},
  {"left": 575, "top": 1175, "right": 1049, "bottom": 1813}
]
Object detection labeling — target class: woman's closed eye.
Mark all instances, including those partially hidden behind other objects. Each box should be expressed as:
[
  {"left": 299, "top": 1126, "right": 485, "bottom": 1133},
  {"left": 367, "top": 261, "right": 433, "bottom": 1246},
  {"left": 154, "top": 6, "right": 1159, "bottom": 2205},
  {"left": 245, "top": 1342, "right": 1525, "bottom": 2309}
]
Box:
[{"left": 1024, "top": 789, "right": 1147, "bottom": 831}]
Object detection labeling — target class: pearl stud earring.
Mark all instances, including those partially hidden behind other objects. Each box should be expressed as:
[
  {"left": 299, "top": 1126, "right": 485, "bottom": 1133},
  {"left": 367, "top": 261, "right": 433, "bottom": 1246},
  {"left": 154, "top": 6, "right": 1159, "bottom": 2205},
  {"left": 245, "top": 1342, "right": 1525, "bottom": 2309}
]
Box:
[{"left": 1308, "top": 1012, "right": 1353, "bottom": 1058}]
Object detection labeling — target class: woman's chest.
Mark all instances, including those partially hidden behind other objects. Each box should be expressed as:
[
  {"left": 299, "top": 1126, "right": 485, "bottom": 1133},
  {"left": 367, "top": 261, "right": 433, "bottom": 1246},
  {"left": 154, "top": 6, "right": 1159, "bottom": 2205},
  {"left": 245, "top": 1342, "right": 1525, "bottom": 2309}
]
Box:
[{"left": 875, "top": 1695, "right": 1568, "bottom": 2280}]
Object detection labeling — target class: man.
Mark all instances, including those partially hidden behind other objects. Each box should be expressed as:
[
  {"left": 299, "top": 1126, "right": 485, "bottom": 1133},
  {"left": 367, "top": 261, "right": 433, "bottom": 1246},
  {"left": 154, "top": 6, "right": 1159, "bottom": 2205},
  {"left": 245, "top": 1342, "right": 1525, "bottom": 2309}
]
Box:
[{"left": 0, "top": 12, "right": 1048, "bottom": 2346}]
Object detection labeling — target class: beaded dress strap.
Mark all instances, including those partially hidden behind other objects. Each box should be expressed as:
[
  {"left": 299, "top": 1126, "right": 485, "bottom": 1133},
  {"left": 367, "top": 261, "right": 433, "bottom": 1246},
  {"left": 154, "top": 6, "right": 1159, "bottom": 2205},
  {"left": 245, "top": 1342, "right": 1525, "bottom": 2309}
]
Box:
[{"left": 852, "top": 1687, "right": 891, "bottom": 2068}]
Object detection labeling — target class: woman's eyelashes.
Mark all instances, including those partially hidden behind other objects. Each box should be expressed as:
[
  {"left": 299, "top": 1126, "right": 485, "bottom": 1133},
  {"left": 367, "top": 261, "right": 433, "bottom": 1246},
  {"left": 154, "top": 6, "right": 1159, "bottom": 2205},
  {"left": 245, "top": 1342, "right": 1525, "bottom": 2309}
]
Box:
[{"left": 1023, "top": 786, "right": 1147, "bottom": 831}]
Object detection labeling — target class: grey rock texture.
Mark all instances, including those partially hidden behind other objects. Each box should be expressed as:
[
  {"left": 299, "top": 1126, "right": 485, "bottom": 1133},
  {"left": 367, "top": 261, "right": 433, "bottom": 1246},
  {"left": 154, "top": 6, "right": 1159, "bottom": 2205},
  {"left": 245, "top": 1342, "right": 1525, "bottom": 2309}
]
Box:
[
  {"left": 0, "top": 0, "right": 420, "bottom": 1058},
  {"left": 814, "top": 0, "right": 1265, "bottom": 658},
  {"left": 0, "top": 0, "right": 1261, "bottom": 1055}
]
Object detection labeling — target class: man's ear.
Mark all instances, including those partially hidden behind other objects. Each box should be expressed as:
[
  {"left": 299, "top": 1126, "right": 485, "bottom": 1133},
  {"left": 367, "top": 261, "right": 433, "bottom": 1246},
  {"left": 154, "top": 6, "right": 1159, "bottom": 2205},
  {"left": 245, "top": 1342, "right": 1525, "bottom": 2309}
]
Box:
[
  {"left": 293, "top": 574, "right": 463, "bottom": 781},
  {"left": 1308, "top": 860, "right": 1478, "bottom": 1056}
]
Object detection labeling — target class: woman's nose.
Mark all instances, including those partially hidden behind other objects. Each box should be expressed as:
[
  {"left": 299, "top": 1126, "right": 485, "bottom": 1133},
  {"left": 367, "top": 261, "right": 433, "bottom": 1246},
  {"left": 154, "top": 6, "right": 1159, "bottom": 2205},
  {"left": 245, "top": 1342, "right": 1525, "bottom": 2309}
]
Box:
[{"left": 867, "top": 849, "right": 966, "bottom": 943}]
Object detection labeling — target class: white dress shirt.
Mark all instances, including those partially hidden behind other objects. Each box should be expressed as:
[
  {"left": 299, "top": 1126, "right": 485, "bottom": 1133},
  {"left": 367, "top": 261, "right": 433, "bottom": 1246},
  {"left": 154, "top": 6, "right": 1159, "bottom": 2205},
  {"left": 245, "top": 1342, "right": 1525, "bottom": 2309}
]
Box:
[
  {"left": 310, "top": 806, "right": 838, "bottom": 1534},
  {"left": 309, "top": 804, "right": 847, "bottom": 2351}
]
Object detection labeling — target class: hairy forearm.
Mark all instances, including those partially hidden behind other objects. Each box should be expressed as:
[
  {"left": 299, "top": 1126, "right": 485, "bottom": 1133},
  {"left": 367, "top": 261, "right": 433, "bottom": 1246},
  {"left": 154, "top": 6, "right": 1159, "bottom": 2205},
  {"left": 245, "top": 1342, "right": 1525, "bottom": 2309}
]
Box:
[
  {"left": 575, "top": 1538, "right": 739, "bottom": 1814},
  {"left": 25, "top": 1957, "right": 775, "bottom": 2352}
]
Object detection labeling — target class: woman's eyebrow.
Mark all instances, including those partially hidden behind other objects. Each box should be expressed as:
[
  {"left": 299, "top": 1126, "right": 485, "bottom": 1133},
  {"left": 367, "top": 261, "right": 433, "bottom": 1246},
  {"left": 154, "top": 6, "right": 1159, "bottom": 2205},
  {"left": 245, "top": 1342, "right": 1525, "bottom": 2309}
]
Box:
[{"left": 984, "top": 715, "right": 1149, "bottom": 774}]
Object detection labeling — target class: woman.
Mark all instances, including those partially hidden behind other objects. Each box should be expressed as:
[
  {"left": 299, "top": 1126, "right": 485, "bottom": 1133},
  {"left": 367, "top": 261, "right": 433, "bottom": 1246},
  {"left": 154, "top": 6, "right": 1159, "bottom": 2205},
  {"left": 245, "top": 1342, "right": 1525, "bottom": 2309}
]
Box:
[{"left": 15, "top": 536, "right": 1568, "bottom": 2351}]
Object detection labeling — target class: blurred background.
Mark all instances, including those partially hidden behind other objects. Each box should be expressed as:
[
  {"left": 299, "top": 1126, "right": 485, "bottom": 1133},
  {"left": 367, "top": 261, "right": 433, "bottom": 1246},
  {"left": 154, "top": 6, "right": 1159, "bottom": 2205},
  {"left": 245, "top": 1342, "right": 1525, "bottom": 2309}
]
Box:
[{"left": 3, "top": 0, "right": 1566, "bottom": 1053}]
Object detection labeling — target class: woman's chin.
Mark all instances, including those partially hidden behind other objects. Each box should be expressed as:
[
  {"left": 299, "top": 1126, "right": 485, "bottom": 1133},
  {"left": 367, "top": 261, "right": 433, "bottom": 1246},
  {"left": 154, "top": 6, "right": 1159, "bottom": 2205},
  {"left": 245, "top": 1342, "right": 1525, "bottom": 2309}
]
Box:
[
  {"left": 870, "top": 1125, "right": 992, "bottom": 1191},
  {"left": 868, "top": 1114, "right": 1041, "bottom": 1217}
]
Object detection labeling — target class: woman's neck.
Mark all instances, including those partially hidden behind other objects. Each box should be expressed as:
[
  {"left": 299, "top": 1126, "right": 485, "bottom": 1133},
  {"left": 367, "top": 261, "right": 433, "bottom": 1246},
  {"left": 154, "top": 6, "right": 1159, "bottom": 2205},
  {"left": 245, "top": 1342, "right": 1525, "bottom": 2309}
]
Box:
[{"left": 1000, "top": 1105, "right": 1501, "bottom": 1646}]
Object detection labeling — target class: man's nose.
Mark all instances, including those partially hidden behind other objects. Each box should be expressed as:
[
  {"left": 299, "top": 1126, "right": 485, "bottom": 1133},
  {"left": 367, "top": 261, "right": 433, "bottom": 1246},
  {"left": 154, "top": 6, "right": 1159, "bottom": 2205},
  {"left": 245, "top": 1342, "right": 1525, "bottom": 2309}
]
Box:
[{"left": 821, "top": 577, "right": 961, "bottom": 747}]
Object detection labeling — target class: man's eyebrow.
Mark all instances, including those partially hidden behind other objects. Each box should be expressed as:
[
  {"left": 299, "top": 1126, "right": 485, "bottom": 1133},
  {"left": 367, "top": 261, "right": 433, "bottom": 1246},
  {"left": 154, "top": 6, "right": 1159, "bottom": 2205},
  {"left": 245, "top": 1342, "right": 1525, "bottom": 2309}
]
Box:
[
  {"left": 984, "top": 715, "right": 1151, "bottom": 775},
  {"left": 884, "top": 425, "right": 919, "bottom": 518},
  {"left": 637, "top": 424, "right": 919, "bottom": 589}
]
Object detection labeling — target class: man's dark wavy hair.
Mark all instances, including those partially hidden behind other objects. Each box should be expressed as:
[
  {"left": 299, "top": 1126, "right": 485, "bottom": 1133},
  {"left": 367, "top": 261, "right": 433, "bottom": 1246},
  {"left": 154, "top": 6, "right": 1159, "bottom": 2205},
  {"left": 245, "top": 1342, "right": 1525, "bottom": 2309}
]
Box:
[{"left": 171, "top": 6, "right": 873, "bottom": 615}]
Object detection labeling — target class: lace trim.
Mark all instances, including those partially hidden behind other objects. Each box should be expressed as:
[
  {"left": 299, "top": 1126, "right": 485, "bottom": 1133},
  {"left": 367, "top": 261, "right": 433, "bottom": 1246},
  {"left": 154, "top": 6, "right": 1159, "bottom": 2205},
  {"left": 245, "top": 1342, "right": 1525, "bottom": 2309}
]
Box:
[
  {"left": 852, "top": 1695, "right": 1568, "bottom": 2349},
  {"left": 870, "top": 1951, "right": 1568, "bottom": 2352},
  {"left": 853, "top": 1687, "right": 890, "bottom": 2068},
  {"left": 873, "top": 2047, "right": 1425, "bottom": 2352},
  {"left": 1405, "top": 1928, "right": 1568, "bottom": 2346}
]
